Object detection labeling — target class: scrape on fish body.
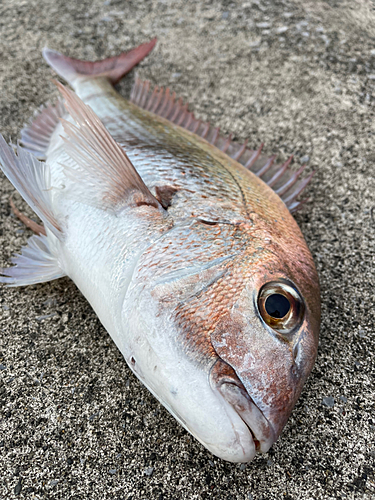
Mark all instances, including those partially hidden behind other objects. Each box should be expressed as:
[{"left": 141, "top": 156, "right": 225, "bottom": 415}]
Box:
[{"left": 0, "top": 39, "right": 320, "bottom": 462}]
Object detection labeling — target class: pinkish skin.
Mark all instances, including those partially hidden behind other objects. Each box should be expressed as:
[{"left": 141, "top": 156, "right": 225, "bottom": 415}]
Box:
[{"left": 0, "top": 39, "right": 320, "bottom": 462}]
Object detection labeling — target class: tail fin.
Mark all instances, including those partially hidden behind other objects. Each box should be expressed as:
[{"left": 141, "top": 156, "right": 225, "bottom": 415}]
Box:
[{"left": 42, "top": 38, "right": 157, "bottom": 87}]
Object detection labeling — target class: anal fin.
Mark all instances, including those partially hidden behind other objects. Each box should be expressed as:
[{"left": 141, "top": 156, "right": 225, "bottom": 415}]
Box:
[
  {"left": 0, "top": 234, "right": 65, "bottom": 287},
  {"left": 20, "top": 99, "right": 66, "bottom": 159},
  {"left": 0, "top": 136, "right": 62, "bottom": 238}
]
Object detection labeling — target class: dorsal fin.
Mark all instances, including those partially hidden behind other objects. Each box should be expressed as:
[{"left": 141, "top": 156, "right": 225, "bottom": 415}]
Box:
[
  {"left": 130, "top": 77, "right": 314, "bottom": 212},
  {"left": 56, "top": 82, "right": 163, "bottom": 212}
]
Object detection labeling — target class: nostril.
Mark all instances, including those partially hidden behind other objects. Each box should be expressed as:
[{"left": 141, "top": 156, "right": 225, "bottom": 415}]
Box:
[{"left": 130, "top": 356, "right": 136, "bottom": 365}]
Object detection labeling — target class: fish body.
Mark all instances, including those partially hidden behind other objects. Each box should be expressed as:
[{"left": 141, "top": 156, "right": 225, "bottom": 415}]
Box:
[{"left": 0, "top": 41, "right": 320, "bottom": 462}]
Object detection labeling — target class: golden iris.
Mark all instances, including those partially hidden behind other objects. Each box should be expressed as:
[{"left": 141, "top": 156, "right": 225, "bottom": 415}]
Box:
[{"left": 257, "top": 281, "right": 305, "bottom": 334}]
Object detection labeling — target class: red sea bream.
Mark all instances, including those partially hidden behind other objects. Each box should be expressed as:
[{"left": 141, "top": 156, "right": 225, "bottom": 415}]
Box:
[{"left": 0, "top": 40, "right": 320, "bottom": 462}]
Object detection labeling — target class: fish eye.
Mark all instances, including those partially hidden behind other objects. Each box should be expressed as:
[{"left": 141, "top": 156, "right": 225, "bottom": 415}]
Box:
[
  {"left": 257, "top": 281, "right": 305, "bottom": 334},
  {"left": 265, "top": 293, "right": 290, "bottom": 318}
]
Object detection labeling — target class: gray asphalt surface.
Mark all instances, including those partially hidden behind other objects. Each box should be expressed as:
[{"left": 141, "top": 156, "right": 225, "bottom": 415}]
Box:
[{"left": 0, "top": 0, "right": 374, "bottom": 499}]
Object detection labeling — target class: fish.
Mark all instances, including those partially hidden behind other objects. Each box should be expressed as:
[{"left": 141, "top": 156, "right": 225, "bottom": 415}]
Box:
[{"left": 0, "top": 39, "right": 320, "bottom": 463}]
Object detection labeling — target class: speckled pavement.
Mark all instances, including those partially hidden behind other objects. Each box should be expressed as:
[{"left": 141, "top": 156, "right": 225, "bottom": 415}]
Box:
[{"left": 0, "top": 0, "right": 374, "bottom": 499}]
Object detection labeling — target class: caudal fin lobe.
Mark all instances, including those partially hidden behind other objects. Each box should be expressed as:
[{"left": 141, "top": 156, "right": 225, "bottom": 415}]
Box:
[{"left": 42, "top": 38, "right": 157, "bottom": 87}]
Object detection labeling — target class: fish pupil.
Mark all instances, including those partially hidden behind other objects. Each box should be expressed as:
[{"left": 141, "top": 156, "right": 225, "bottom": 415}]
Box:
[{"left": 265, "top": 294, "right": 290, "bottom": 319}]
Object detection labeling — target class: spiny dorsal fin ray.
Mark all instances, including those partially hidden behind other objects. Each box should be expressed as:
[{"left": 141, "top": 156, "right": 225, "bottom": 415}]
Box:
[
  {"left": 56, "top": 81, "right": 163, "bottom": 212},
  {"left": 130, "top": 77, "right": 314, "bottom": 213}
]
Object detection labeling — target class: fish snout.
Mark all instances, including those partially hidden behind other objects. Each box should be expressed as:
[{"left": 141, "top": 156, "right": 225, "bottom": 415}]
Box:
[{"left": 209, "top": 359, "right": 276, "bottom": 454}]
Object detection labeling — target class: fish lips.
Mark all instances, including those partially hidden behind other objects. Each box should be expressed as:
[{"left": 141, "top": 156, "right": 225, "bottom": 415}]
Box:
[{"left": 209, "top": 359, "right": 276, "bottom": 455}]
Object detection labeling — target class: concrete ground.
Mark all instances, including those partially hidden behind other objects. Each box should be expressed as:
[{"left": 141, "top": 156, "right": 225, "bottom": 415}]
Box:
[{"left": 0, "top": 0, "right": 374, "bottom": 498}]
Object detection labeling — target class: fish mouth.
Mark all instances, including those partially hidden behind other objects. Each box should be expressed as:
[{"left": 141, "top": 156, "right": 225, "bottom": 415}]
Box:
[{"left": 209, "top": 359, "right": 276, "bottom": 455}]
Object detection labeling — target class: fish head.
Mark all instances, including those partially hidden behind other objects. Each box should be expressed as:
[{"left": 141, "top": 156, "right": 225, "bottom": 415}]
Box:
[
  {"left": 202, "top": 212, "right": 320, "bottom": 460},
  {"left": 126, "top": 211, "right": 320, "bottom": 463}
]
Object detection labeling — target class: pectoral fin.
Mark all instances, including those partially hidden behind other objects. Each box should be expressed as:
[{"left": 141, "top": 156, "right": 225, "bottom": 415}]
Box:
[{"left": 56, "top": 82, "right": 164, "bottom": 213}]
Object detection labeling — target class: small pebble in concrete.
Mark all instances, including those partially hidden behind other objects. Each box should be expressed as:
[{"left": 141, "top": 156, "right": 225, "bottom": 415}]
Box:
[
  {"left": 43, "top": 298, "right": 57, "bottom": 306},
  {"left": 145, "top": 467, "right": 154, "bottom": 476},
  {"left": 322, "top": 396, "right": 335, "bottom": 407},
  {"left": 358, "top": 328, "right": 366, "bottom": 338},
  {"left": 14, "top": 480, "right": 22, "bottom": 495},
  {"left": 35, "top": 312, "right": 57, "bottom": 321}
]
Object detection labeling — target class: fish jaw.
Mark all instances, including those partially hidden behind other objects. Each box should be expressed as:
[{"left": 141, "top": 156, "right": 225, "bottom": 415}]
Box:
[
  {"left": 129, "top": 356, "right": 260, "bottom": 463},
  {"left": 120, "top": 278, "right": 268, "bottom": 463},
  {"left": 209, "top": 359, "right": 276, "bottom": 455}
]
